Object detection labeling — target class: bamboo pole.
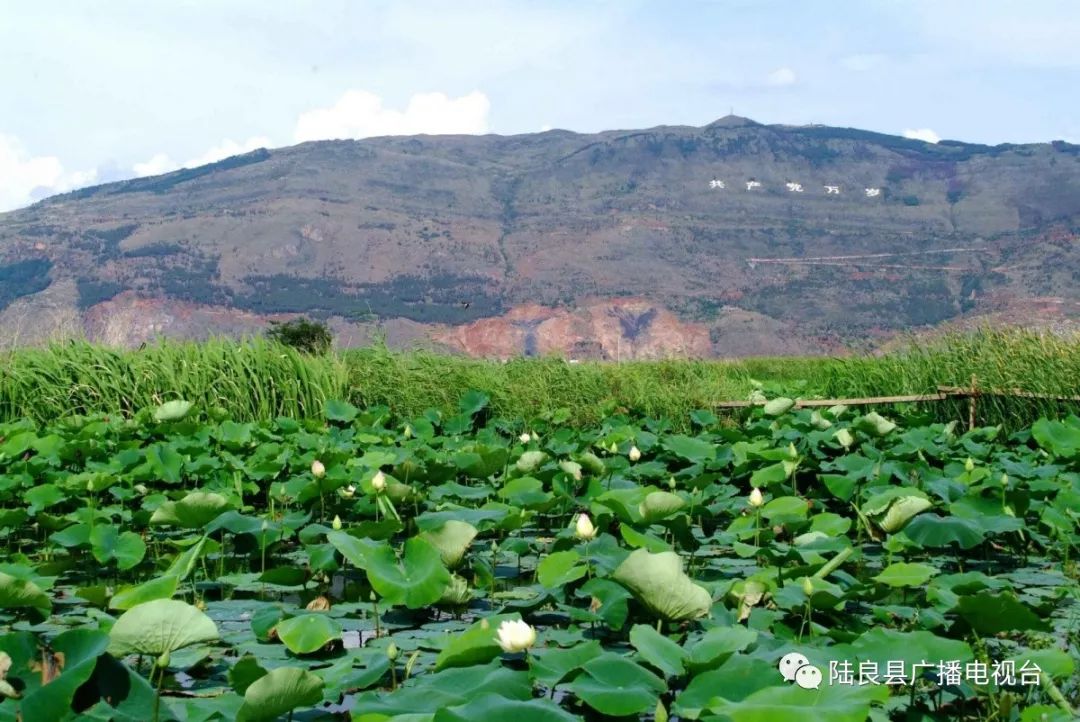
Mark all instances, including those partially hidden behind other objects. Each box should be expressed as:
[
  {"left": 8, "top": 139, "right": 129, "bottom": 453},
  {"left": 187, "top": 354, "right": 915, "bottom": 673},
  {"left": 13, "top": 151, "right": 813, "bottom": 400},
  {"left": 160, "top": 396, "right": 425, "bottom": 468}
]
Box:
[{"left": 714, "top": 384, "right": 1080, "bottom": 411}]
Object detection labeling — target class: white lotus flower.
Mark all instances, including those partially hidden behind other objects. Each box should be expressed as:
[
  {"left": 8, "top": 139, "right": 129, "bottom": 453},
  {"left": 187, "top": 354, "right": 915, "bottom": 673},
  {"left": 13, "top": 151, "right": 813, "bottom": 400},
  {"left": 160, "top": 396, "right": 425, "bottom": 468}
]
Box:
[
  {"left": 495, "top": 619, "right": 537, "bottom": 653},
  {"left": 372, "top": 470, "right": 387, "bottom": 492},
  {"left": 519, "top": 433, "right": 532, "bottom": 444},
  {"left": 628, "top": 446, "right": 642, "bottom": 462},
  {"left": 575, "top": 513, "right": 597, "bottom": 541},
  {"left": 749, "top": 487, "right": 764, "bottom": 508},
  {"left": 311, "top": 460, "right": 326, "bottom": 478}
]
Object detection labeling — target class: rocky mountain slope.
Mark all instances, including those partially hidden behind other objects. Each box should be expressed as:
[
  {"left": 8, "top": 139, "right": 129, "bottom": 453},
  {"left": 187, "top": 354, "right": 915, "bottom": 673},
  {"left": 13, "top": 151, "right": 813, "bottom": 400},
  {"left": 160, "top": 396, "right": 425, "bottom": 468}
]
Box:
[{"left": 1, "top": 115, "right": 1078, "bottom": 357}]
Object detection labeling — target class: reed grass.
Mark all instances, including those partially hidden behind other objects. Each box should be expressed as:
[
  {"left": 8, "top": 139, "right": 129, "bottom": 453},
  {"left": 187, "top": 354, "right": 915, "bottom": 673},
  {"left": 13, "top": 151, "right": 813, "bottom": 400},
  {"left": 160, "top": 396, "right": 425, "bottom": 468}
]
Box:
[
  {"left": 1, "top": 328, "right": 1076, "bottom": 429},
  {"left": 0, "top": 338, "right": 349, "bottom": 422}
]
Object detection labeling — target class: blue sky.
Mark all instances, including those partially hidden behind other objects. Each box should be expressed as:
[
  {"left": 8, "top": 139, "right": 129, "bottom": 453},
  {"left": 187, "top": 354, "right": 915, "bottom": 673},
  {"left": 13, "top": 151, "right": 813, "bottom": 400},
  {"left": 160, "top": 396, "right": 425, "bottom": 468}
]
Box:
[{"left": 3, "top": 0, "right": 1080, "bottom": 211}]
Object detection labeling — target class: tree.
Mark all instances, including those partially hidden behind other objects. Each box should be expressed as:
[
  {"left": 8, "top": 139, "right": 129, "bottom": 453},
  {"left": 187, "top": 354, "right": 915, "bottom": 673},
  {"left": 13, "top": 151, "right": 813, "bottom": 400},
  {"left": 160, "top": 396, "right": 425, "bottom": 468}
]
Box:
[{"left": 265, "top": 317, "right": 333, "bottom": 354}]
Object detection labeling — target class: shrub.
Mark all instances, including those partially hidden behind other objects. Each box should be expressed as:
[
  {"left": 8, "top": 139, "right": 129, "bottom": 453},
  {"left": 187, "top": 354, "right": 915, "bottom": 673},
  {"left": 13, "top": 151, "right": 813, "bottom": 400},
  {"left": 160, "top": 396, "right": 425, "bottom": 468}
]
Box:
[{"left": 266, "top": 317, "right": 333, "bottom": 354}]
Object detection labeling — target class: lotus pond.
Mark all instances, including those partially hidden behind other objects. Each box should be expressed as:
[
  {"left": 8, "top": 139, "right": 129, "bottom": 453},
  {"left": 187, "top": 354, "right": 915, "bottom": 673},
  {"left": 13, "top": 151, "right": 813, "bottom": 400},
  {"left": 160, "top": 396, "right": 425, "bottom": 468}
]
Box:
[{"left": 0, "top": 394, "right": 1078, "bottom": 721}]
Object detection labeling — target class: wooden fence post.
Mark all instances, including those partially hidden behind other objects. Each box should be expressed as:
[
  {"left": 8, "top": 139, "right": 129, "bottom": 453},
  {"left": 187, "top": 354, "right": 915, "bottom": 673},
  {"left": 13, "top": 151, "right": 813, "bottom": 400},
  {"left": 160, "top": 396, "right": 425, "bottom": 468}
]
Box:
[{"left": 968, "top": 374, "right": 977, "bottom": 430}]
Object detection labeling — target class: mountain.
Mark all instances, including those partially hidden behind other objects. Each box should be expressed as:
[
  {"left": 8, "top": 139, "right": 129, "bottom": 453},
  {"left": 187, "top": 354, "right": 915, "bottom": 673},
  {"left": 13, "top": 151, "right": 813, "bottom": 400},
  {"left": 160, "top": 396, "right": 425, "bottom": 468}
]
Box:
[{"left": 2, "top": 116, "right": 1079, "bottom": 357}]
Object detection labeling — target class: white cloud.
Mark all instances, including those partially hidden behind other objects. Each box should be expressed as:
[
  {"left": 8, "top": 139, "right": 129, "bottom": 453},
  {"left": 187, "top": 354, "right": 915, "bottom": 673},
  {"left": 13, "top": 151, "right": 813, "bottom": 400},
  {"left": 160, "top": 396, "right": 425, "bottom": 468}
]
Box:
[
  {"left": 293, "top": 90, "right": 490, "bottom": 142},
  {"left": 129, "top": 89, "right": 491, "bottom": 180},
  {"left": 131, "top": 136, "right": 272, "bottom": 177},
  {"left": 187, "top": 136, "right": 272, "bottom": 167},
  {"left": 0, "top": 134, "right": 97, "bottom": 212},
  {"left": 765, "top": 67, "right": 797, "bottom": 87},
  {"left": 902, "top": 128, "right": 941, "bottom": 143},
  {"left": 131, "top": 153, "right": 176, "bottom": 177}
]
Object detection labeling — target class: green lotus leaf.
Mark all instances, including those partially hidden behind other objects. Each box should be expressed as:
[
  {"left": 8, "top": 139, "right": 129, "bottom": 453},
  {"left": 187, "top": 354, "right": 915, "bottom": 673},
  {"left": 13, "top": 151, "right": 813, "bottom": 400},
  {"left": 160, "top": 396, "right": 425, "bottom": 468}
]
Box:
[
  {"left": 873, "top": 562, "right": 939, "bottom": 588},
  {"left": 578, "top": 451, "right": 606, "bottom": 475},
  {"left": 0, "top": 572, "right": 51, "bottom": 616},
  {"left": 150, "top": 491, "right": 234, "bottom": 528},
  {"left": 537, "top": 550, "right": 587, "bottom": 589},
  {"left": 903, "top": 514, "right": 985, "bottom": 549},
  {"left": 638, "top": 491, "right": 686, "bottom": 523},
  {"left": 365, "top": 536, "right": 451, "bottom": 609},
  {"left": 515, "top": 450, "right": 547, "bottom": 473},
  {"left": 236, "top": 666, "right": 324, "bottom": 722},
  {"left": 108, "top": 599, "right": 219, "bottom": 657},
  {"left": 570, "top": 653, "right": 667, "bottom": 717},
  {"left": 153, "top": 400, "right": 193, "bottom": 422},
  {"left": 856, "top": 411, "right": 897, "bottom": 436},
  {"left": 109, "top": 575, "right": 179, "bottom": 610},
  {"left": 612, "top": 549, "right": 712, "bottom": 622},
  {"left": 662, "top": 435, "right": 716, "bottom": 463},
  {"left": 275, "top": 614, "right": 342, "bottom": 655},
  {"left": 629, "top": 623, "right": 687, "bottom": 677},
  {"left": 324, "top": 399, "right": 359, "bottom": 422},
  {"left": 707, "top": 680, "right": 888, "bottom": 722},
  {"left": 434, "top": 694, "right": 581, "bottom": 722},
  {"left": 17, "top": 629, "right": 110, "bottom": 721},
  {"left": 421, "top": 520, "right": 478, "bottom": 569},
  {"left": 763, "top": 397, "right": 795, "bottom": 416}
]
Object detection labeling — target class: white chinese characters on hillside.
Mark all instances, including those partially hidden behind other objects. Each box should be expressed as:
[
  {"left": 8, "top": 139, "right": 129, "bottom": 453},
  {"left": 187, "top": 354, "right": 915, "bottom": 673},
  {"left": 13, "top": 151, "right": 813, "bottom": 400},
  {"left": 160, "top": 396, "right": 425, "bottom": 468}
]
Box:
[
  {"left": 709, "top": 179, "right": 725, "bottom": 189},
  {"left": 824, "top": 185, "right": 840, "bottom": 194},
  {"left": 865, "top": 187, "right": 881, "bottom": 197},
  {"left": 785, "top": 182, "right": 804, "bottom": 192},
  {"left": 745, "top": 180, "right": 762, "bottom": 190}
]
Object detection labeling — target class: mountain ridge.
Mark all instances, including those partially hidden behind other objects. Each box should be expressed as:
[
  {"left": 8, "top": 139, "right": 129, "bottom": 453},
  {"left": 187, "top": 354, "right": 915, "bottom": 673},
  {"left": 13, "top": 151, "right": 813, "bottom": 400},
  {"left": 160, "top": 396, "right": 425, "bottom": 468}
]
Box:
[{"left": 2, "top": 116, "right": 1078, "bottom": 357}]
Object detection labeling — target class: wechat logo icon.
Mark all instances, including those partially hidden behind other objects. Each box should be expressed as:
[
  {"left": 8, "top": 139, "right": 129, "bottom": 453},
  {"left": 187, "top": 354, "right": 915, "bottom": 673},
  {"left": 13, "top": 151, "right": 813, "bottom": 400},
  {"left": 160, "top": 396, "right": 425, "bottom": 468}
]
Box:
[{"left": 778, "top": 651, "right": 823, "bottom": 690}]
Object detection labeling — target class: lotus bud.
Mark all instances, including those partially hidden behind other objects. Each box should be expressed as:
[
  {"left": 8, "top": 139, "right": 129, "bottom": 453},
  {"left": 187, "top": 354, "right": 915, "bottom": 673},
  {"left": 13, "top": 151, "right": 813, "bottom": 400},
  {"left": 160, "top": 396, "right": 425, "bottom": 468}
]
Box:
[
  {"left": 749, "top": 487, "right": 764, "bottom": 508},
  {"left": 1000, "top": 473, "right": 1009, "bottom": 487},
  {"left": 370, "top": 591, "right": 377, "bottom": 602},
  {"left": 802, "top": 577, "right": 814, "bottom": 596},
  {"left": 261, "top": 519, "right": 269, "bottom": 532},
  {"left": 628, "top": 445, "right": 642, "bottom": 462},
  {"left": 86, "top": 479, "right": 94, "bottom": 492},
  {"left": 787, "top": 442, "right": 798, "bottom": 459},
  {"left": 531, "top": 431, "right": 539, "bottom": 442},
  {"left": 835, "top": 428, "right": 854, "bottom": 449},
  {"left": 495, "top": 619, "right": 537, "bottom": 653},
  {"left": 134, "top": 483, "right": 148, "bottom": 495},
  {"left": 372, "top": 470, "right": 387, "bottom": 492},
  {"left": 574, "top": 513, "right": 597, "bottom": 541},
  {"left": 311, "top": 460, "right": 326, "bottom": 478},
  {"left": 519, "top": 432, "right": 532, "bottom": 443},
  {"left": 964, "top": 457, "right": 975, "bottom": 472},
  {"left": 157, "top": 651, "right": 171, "bottom": 668},
  {"left": 667, "top": 476, "right": 677, "bottom": 489},
  {"left": 386, "top": 642, "right": 399, "bottom": 661},
  {"left": 608, "top": 441, "right": 618, "bottom": 453},
  {"left": 404, "top": 424, "right": 413, "bottom": 439},
  {"left": 480, "top": 618, "right": 490, "bottom": 629},
  {"left": 332, "top": 514, "right": 342, "bottom": 531}
]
